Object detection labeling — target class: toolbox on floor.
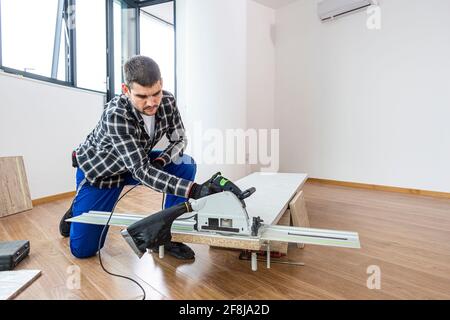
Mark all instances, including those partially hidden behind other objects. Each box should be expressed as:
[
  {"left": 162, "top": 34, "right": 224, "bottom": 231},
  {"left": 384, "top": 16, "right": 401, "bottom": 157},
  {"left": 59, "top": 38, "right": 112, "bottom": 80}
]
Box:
[{"left": 0, "top": 240, "right": 30, "bottom": 271}]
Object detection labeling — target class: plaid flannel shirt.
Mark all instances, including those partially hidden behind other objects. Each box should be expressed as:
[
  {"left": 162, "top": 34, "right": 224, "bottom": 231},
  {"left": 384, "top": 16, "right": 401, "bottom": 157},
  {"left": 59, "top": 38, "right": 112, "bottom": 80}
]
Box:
[{"left": 75, "top": 91, "right": 193, "bottom": 198}]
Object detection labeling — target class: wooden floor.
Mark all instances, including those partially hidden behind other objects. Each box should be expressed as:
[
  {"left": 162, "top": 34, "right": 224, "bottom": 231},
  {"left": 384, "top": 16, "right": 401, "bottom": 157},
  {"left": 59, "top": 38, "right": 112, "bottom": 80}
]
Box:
[{"left": 1, "top": 181, "right": 450, "bottom": 300}]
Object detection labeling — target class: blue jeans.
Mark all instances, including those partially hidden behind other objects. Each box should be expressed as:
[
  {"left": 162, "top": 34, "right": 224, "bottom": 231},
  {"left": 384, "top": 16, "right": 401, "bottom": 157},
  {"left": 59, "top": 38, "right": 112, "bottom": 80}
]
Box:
[{"left": 69, "top": 151, "right": 196, "bottom": 259}]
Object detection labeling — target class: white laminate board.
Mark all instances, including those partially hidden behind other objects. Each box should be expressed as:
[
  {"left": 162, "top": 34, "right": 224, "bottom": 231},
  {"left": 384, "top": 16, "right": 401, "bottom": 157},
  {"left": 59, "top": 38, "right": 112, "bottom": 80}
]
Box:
[
  {"left": 234, "top": 172, "right": 308, "bottom": 225},
  {"left": 0, "top": 270, "right": 41, "bottom": 300}
]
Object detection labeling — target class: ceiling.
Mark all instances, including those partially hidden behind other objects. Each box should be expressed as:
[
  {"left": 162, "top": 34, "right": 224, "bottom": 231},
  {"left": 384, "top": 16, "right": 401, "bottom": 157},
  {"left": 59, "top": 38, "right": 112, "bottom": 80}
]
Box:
[
  {"left": 252, "top": 0, "right": 298, "bottom": 9},
  {"left": 138, "top": 0, "right": 297, "bottom": 24}
]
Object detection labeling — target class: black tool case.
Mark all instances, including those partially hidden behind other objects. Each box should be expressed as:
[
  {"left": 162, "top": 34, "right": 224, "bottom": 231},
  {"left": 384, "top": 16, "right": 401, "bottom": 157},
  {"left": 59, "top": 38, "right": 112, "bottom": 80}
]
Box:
[{"left": 0, "top": 240, "right": 30, "bottom": 271}]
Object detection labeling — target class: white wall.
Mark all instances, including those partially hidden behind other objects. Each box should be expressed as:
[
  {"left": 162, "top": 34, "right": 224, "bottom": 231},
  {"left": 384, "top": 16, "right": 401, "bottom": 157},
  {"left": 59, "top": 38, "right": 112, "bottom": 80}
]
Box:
[
  {"left": 176, "top": 0, "right": 248, "bottom": 181},
  {"left": 0, "top": 72, "right": 105, "bottom": 199},
  {"left": 247, "top": 1, "right": 276, "bottom": 173},
  {"left": 275, "top": 0, "right": 450, "bottom": 192},
  {"left": 176, "top": 0, "right": 277, "bottom": 180}
]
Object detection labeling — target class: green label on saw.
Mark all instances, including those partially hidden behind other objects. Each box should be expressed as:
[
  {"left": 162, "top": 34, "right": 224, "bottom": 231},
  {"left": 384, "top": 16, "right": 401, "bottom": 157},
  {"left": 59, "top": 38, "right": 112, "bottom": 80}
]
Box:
[{"left": 220, "top": 178, "right": 228, "bottom": 186}]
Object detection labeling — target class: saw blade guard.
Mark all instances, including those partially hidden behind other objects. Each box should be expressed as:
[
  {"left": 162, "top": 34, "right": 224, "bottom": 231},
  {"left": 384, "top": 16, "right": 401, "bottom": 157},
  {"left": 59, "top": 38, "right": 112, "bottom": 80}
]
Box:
[{"left": 190, "top": 191, "right": 259, "bottom": 236}]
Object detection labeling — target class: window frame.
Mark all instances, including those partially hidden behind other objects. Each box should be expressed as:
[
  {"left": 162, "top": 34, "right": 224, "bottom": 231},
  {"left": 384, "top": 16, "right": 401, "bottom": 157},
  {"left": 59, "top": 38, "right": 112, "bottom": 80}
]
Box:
[
  {"left": 139, "top": 2, "right": 176, "bottom": 97},
  {"left": 0, "top": 0, "right": 176, "bottom": 99},
  {"left": 0, "top": 0, "right": 3, "bottom": 68}
]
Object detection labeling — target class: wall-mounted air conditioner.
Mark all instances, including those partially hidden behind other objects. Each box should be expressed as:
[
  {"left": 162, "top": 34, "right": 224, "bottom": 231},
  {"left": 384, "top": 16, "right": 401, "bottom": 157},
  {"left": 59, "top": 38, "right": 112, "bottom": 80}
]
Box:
[{"left": 318, "top": 0, "right": 375, "bottom": 22}]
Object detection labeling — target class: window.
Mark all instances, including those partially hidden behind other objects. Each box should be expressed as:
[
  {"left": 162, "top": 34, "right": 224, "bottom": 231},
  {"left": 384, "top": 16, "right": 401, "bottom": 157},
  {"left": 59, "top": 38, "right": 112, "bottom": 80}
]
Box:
[
  {"left": 0, "top": 0, "right": 176, "bottom": 97},
  {"left": 76, "top": 0, "right": 107, "bottom": 92},
  {"left": 114, "top": 0, "right": 123, "bottom": 95},
  {"left": 1, "top": 0, "right": 66, "bottom": 80},
  {"left": 140, "top": 2, "right": 175, "bottom": 94},
  {"left": 111, "top": 0, "right": 138, "bottom": 96}
]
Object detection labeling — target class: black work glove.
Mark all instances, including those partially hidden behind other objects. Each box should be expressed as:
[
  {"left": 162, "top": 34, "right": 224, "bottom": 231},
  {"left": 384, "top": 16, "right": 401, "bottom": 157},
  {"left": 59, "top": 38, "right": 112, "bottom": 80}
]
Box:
[
  {"left": 188, "top": 174, "right": 224, "bottom": 200},
  {"left": 151, "top": 158, "right": 165, "bottom": 171}
]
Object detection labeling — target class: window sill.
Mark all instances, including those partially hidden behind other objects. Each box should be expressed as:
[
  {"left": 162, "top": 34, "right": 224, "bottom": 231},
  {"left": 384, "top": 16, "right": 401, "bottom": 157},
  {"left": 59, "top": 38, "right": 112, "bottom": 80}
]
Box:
[{"left": 0, "top": 67, "right": 107, "bottom": 99}]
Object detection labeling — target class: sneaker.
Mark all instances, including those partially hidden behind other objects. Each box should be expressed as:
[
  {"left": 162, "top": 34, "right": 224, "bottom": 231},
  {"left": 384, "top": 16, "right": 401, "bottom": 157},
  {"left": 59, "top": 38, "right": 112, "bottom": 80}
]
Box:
[
  {"left": 59, "top": 202, "right": 74, "bottom": 238},
  {"left": 151, "top": 242, "right": 195, "bottom": 260}
]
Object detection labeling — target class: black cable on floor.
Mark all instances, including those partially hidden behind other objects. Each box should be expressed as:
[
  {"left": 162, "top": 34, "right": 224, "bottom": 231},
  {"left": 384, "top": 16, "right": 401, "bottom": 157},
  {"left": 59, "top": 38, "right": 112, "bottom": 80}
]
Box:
[{"left": 97, "top": 183, "right": 147, "bottom": 300}]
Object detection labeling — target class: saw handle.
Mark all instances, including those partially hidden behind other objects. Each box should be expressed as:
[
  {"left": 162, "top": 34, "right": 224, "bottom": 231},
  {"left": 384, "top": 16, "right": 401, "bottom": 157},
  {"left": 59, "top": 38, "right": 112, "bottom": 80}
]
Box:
[
  {"left": 239, "top": 187, "right": 256, "bottom": 200},
  {"left": 210, "top": 172, "right": 256, "bottom": 200}
]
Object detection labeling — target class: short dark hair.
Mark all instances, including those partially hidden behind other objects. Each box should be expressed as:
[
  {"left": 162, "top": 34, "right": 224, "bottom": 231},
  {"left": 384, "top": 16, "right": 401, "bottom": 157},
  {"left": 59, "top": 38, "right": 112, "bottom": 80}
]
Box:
[{"left": 123, "top": 55, "right": 161, "bottom": 87}]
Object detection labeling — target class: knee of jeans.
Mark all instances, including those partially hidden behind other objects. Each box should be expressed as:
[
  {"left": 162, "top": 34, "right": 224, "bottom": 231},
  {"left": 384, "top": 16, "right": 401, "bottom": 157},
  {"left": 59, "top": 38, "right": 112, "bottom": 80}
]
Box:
[{"left": 70, "top": 241, "right": 98, "bottom": 259}]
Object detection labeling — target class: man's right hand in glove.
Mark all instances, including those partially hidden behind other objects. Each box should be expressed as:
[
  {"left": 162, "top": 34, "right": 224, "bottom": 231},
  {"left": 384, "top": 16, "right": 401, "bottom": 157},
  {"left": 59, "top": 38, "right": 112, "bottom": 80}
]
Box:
[{"left": 188, "top": 173, "right": 224, "bottom": 200}]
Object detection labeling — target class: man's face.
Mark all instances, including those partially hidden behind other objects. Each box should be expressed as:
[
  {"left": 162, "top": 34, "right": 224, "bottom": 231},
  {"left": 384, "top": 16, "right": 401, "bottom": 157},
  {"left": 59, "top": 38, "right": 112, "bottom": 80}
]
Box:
[{"left": 123, "top": 80, "right": 163, "bottom": 116}]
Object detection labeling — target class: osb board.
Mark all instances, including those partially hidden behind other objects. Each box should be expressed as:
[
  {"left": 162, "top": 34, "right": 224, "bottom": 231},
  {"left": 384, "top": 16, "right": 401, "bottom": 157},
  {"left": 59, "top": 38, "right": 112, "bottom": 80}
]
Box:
[
  {"left": 0, "top": 270, "right": 41, "bottom": 300},
  {"left": 172, "top": 233, "right": 261, "bottom": 250},
  {"left": 0, "top": 157, "right": 33, "bottom": 217}
]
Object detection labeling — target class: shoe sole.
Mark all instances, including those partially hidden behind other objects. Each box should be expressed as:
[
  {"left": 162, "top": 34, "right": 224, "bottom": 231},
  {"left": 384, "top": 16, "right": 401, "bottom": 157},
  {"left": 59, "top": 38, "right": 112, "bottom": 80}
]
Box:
[{"left": 59, "top": 203, "right": 74, "bottom": 238}]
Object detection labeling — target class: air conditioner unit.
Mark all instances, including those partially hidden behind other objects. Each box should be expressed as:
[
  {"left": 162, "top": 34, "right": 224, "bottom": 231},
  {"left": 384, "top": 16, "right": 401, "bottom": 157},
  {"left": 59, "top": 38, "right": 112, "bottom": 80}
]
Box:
[{"left": 318, "top": 0, "right": 375, "bottom": 22}]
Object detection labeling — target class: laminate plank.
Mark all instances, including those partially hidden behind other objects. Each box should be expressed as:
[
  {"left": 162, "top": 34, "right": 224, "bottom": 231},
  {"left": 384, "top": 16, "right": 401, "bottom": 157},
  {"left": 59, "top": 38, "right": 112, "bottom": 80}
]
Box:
[{"left": 0, "top": 156, "right": 33, "bottom": 217}]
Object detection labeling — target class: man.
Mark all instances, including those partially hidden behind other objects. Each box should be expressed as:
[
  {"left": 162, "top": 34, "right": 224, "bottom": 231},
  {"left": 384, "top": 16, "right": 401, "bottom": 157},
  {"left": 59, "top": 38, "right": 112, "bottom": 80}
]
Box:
[{"left": 59, "top": 55, "right": 220, "bottom": 260}]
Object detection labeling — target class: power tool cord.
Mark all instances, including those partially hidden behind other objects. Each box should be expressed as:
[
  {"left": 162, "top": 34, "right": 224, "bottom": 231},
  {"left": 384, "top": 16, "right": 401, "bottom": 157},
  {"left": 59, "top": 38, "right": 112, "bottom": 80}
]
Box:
[{"left": 97, "top": 183, "right": 147, "bottom": 300}]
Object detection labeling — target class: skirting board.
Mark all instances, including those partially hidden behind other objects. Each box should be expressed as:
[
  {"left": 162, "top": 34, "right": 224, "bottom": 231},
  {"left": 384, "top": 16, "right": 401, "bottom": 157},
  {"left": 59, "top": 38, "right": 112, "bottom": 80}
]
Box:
[
  {"left": 32, "top": 191, "right": 76, "bottom": 206},
  {"left": 308, "top": 178, "right": 450, "bottom": 200}
]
